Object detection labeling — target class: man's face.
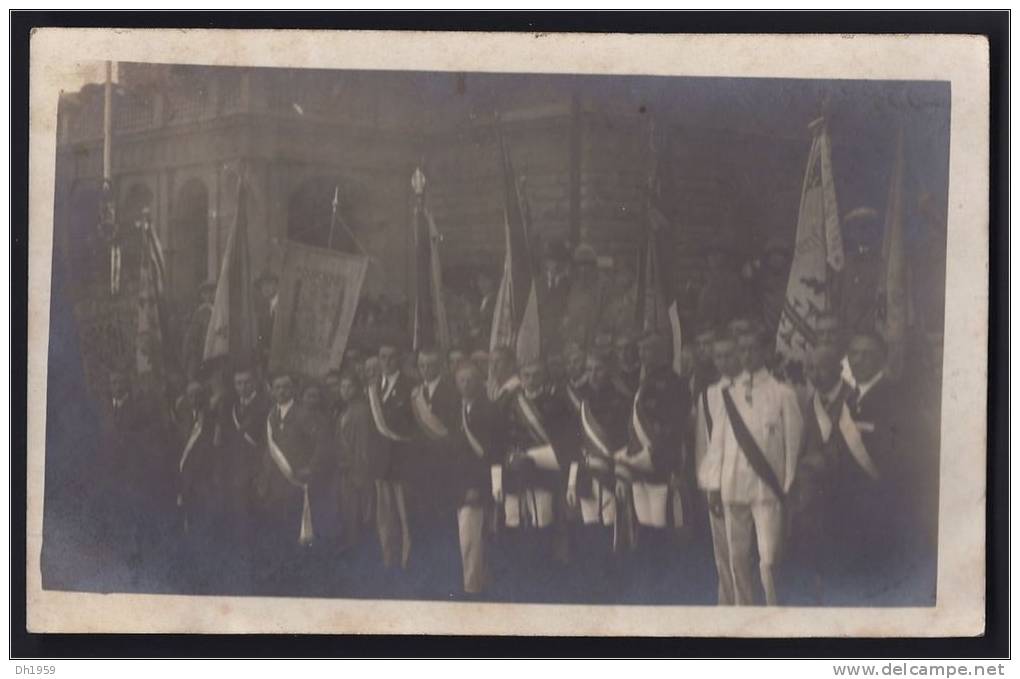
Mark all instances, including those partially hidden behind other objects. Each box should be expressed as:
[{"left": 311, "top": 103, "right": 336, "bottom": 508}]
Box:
[
  {"left": 186, "top": 382, "right": 206, "bottom": 411},
  {"left": 455, "top": 367, "right": 480, "bottom": 399},
  {"left": 110, "top": 373, "right": 129, "bottom": 400},
  {"left": 260, "top": 280, "right": 278, "bottom": 300},
  {"left": 491, "top": 350, "right": 513, "bottom": 378},
  {"left": 339, "top": 378, "right": 358, "bottom": 403},
  {"left": 379, "top": 346, "right": 399, "bottom": 375},
  {"left": 520, "top": 363, "right": 546, "bottom": 394},
  {"left": 806, "top": 351, "right": 842, "bottom": 392},
  {"left": 418, "top": 352, "right": 441, "bottom": 382},
  {"left": 695, "top": 332, "right": 716, "bottom": 365},
  {"left": 234, "top": 371, "right": 256, "bottom": 401},
  {"left": 448, "top": 350, "right": 465, "bottom": 368},
  {"left": 638, "top": 338, "right": 666, "bottom": 371},
  {"left": 712, "top": 340, "right": 741, "bottom": 379},
  {"left": 847, "top": 336, "right": 885, "bottom": 384},
  {"left": 586, "top": 357, "right": 609, "bottom": 391},
  {"left": 815, "top": 316, "right": 842, "bottom": 348},
  {"left": 271, "top": 376, "right": 294, "bottom": 405},
  {"left": 737, "top": 334, "right": 767, "bottom": 374},
  {"left": 200, "top": 288, "right": 215, "bottom": 305},
  {"left": 302, "top": 386, "right": 322, "bottom": 409},
  {"left": 566, "top": 349, "right": 587, "bottom": 381}
]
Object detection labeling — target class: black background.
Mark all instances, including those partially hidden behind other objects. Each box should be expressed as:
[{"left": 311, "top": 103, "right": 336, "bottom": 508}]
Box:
[{"left": 10, "top": 10, "right": 1009, "bottom": 659}]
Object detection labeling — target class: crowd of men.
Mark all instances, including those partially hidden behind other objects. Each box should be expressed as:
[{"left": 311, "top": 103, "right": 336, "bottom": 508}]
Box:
[{"left": 88, "top": 236, "right": 940, "bottom": 605}]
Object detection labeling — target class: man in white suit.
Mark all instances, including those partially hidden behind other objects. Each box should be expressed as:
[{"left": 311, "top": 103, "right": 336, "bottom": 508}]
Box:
[{"left": 702, "top": 323, "right": 803, "bottom": 606}]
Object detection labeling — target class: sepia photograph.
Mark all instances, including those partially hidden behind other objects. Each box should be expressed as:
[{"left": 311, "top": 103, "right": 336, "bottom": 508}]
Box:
[{"left": 24, "top": 28, "right": 990, "bottom": 637}]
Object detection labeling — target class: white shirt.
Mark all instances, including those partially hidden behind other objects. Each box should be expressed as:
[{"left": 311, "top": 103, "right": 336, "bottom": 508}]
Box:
[{"left": 276, "top": 399, "right": 294, "bottom": 422}]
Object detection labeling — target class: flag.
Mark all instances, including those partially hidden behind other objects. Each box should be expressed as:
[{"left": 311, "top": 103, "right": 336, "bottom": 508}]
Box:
[
  {"left": 204, "top": 179, "right": 258, "bottom": 363},
  {"left": 876, "top": 125, "right": 908, "bottom": 379},
  {"left": 635, "top": 127, "right": 683, "bottom": 372},
  {"left": 411, "top": 172, "right": 451, "bottom": 352},
  {"left": 489, "top": 131, "right": 541, "bottom": 366},
  {"left": 775, "top": 117, "right": 846, "bottom": 381},
  {"left": 136, "top": 218, "right": 167, "bottom": 377},
  {"left": 268, "top": 242, "right": 369, "bottom": 379}
]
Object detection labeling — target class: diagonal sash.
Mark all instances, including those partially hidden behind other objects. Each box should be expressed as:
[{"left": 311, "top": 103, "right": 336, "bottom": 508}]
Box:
[
  {"left": 179, "top": 415, "right": 204, "bottom": 473},
  {"left": 565, "top": 383, "right": 583, "bottom": 413},
  {"left": 368, "top": 382, "right": 410, "bottom": 442},
  {"left": 516, "top": 394, "right": 560, "bottom": 471},
  {"left": 580, "top": 400, "right": 615, "bottom": 473},
  {"left": 838, "top": 406, "right": 881, "bottom": 480},
  {"left": 412, "top": 385, "right": 449, "bottom": 440},
  {"left": 266, "top": 416, "right": 314, "bottom": 546},
  {"left": 621, "top": 389, "right": 656, "bottom": 474},
  {"left": 721, "top": 388, "right": 785, "bottom": 502},
  {"left": 232, "top": 405, "right": 258, "bottom": 447},
  {"left": 462, "top": 404, "right": 486, "bottom": 460}
]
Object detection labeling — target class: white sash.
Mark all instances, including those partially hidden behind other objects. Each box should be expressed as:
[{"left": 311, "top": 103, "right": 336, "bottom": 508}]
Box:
[
  {"left": 266, "top": 416, "right": 314, "bottom": 546},
  {"left": 580, "top": 401, "right": 614, "bottom": 473},
  {"left": 812, "top": 391, "right": 835, "bottom": 443},
  {"left": 621, "top": 390, "right": 655, "bottom": 473},
  {"left": 368, "top": 382, "right": 410, "bottom": 442},
  {"left": 517, "top": 393, "right": 552, "bottom": 446},
  {"left": 232, "top": 405, "right": 258, "bottom": 447},
  {"left": 565, "top": 383, "right": 583, "bottom": 412},
  {"left": 179, "top": 415, "right": 204, "bottom": 473},
  {"left": 462, "top": 404, "right": 486, "bottom": 460},
  {"left": 412, "top": 385, "right": 449, "bottom": 440},
  {"left": 517, "top": 394, "right": 560, "bottom": 471},
  {"left": 839, "top": 408, "right": 881, "bottom": 480}
]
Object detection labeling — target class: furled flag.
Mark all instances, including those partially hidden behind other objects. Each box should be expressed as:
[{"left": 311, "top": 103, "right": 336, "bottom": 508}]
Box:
[
  {"left": 136, "top": 211, "right": 167, "bottom": 378},
  {"left": 876, "top": 125, "right": 908, "bottom": 379},
  {"left": 203, "top": 177, "right": 259, "bottom": 364},
  {"left": 775, "top": 117, "right": 846, "bottom": 382},
  {"left": 489, "top": 130, "right": 541, "bottom": 367},
  {"left": 635, "top": 125, "right": 683, "bottom": 374},
  {"left": 411, "top": 166, "right": 451, "bottom": 352}
]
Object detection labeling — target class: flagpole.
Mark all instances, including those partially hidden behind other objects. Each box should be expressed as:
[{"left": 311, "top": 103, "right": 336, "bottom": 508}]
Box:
[{"left": 328, "top": 185, "right": 339, "bottom": 250}]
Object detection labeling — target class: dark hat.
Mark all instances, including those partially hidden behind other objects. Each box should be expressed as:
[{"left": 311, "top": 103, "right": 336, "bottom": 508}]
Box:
[{"left": 573, "top": 244, "right": 598, "bottom": 264}]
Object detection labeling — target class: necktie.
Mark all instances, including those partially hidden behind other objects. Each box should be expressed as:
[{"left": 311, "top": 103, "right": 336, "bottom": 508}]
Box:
[{"left": 745, "top": 374, "right": 754, "bottom": 406}]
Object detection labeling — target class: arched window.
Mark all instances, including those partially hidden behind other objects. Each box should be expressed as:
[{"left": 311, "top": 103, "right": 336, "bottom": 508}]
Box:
[
  {"left": 287, "top": 176, "right": 357, "bottom": 251},
  {"left": 171, "top": 178, "right": 209, "bottom": 302}
]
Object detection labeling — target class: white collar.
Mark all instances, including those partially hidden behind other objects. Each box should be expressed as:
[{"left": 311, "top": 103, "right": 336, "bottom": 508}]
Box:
[
  {"left": 856, "top": 370, "right": 884, "bottom": 401},
  {"left": 277, "top": 399, "right": 294, "bottom": 418}
]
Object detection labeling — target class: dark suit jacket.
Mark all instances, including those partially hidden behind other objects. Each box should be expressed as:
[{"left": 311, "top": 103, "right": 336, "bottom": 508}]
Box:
[
  {"left": 262, "top": 402, "right": 319, "bottom": 507},
  {"left": 220, "top": 392, "right": 271, "bottom": 499},
  {"left": 372, "top": 371, "right": 416, "bottom": 480},
  {"left": 626, "top": 367, "right": 690, "bottom": 482},
  {"left": 451, "top": 397, "right": 502, "bottom": 503},
  {"left": 503, "top": 388, "right": 581, "bottom": 492}
]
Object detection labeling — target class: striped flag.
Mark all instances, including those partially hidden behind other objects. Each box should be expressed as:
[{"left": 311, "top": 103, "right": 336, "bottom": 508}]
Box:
[
  {"left": 489, "top": 131, "right": 541, "bottom": 366},
  {"left": 136, "top": 214, "right": 167, "bottom": 378},
  {"left": 203, "top": 178, "right": 258, "bottom": 364},
  {"left": 636, "top": 127, "right": 683, "bottom": 372},
  {"left": 876, "top": 125, "right": 908, "bottom": 379},
  {"left": 411, "top": 167, "right": 451, "bottom": 352},
  {"left": 775, "top": 117, "right": 846, "bottom": 381}
]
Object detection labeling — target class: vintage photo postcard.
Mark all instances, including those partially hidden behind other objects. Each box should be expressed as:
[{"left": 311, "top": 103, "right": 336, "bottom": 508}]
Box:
[{"left": 26, "top": 29, "right": 989, "bottom": 636}]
